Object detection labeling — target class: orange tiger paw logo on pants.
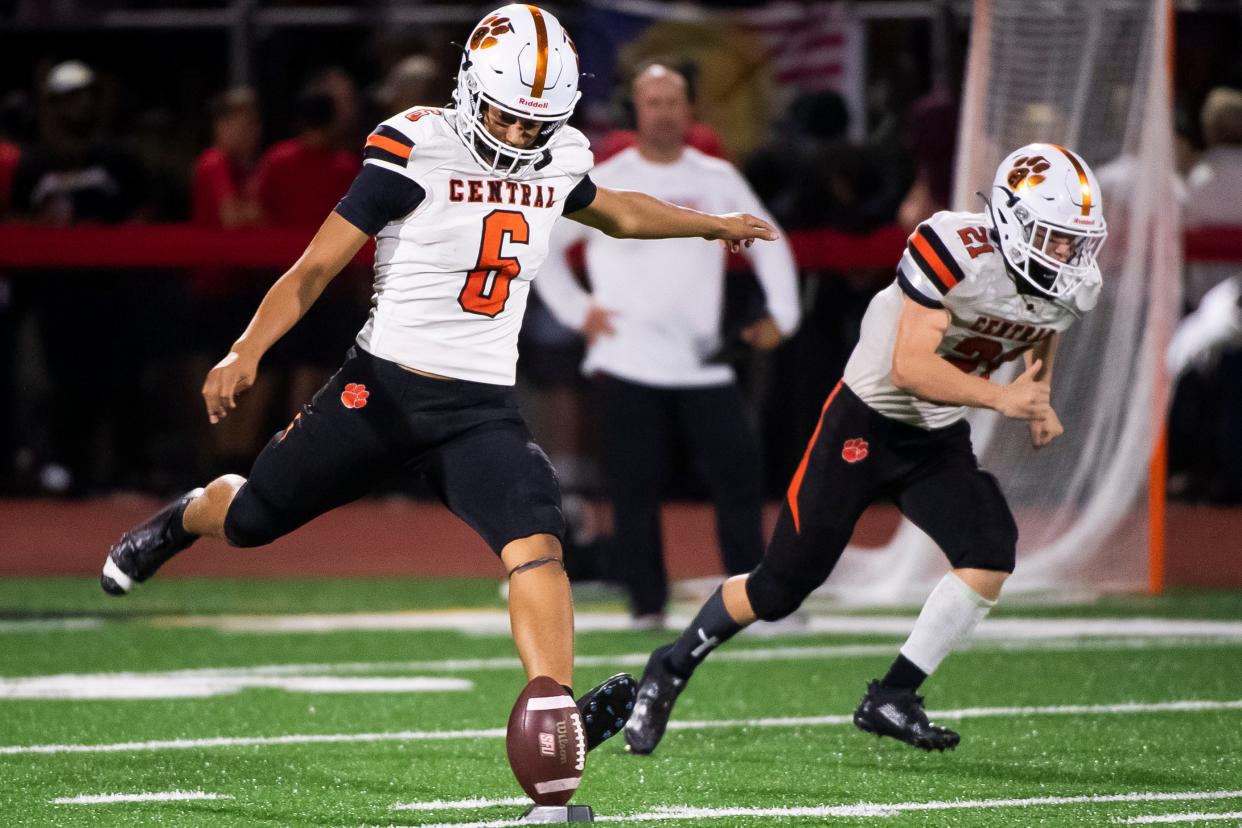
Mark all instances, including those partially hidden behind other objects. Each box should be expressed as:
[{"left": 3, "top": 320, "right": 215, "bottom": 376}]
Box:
[
  {"left": 842, "top": 438, "right": 869, "bottom": 464},
  {"left": 340, "top": 383, "right": 370, "bottom": 409}
]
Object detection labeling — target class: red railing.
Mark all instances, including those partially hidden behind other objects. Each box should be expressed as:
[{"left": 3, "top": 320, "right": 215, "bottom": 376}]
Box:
[{"left": 0, "top": 223, "right": 1237, "bottom": 269}]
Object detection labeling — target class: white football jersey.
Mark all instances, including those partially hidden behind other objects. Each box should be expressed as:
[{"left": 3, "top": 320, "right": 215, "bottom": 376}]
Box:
[
  {"left": 353, "top": 107, "right": 593, "bottom": 385},
  {"left": 843, "top": 210, "right": 1100, "bottom": 429}
]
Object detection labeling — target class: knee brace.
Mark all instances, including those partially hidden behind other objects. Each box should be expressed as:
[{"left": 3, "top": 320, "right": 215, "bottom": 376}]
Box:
[
  {"left": 745, "top": 562, "right": 821, "bottom": 622},
  {"left": 222, "top": 484, "right": 286, "bottom": 549}
]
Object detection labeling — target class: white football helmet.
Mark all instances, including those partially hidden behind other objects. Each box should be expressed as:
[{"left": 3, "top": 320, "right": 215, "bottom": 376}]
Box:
[
  {"left": 452, "top": 4, "right": 581, "bottom": 178},
  {"left": 986, "top": 143, "right": 1108, "bottom": 299}
]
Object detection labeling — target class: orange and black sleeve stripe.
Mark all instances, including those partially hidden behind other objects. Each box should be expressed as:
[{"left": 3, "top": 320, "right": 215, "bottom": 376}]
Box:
[
  {"left": 906, "top": 224, "right": 966, "bottom": 295},
  {"left": 363, "top": 125, "right": 415, "bottom": 167}
]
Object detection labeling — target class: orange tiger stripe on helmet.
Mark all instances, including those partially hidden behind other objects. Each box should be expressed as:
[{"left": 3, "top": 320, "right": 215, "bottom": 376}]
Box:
[
  {"left": 1049, "top": 143, "right": 1092, "bottom": 217},
  {"left": 526, "top": 4, "right": 549, "bottom": 98}
]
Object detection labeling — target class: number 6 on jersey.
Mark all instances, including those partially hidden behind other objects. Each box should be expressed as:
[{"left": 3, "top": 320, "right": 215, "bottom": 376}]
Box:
[{"left": 459, "top": 209, "right": 529, "bottom": 317}]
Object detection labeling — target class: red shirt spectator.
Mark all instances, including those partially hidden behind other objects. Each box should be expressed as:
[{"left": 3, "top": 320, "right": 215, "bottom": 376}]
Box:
[
  {"left": 190, "top": 147, "right": 258, "bottom": 300},
  {"left": 254, "top": 137, "right": 357, "bottom": 226},
  {"left": 0, "top": 141, "right": 19, "bottom": 218},
  {"left": 190, "top": 88, "right": 262, "bottom": 300},
  {"left": 192, "top": 147, "right": 253, "bottom": 227}
]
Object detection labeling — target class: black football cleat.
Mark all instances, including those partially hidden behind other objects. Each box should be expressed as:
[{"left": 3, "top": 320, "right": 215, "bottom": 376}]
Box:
[
  {"left": 576, "top": 672, "right": 637, "bottom": 752},
  {"left": 623, "top": 644, "right": 687, "bottom": 756},
  {"left": 100, "top": 488, "right": 203, "bottom": 596},
  {"left": 852, "top": 679, "right": 960, "bottom": 752}
]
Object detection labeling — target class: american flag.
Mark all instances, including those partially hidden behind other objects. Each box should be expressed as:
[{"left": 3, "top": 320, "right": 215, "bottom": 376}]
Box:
[{"left": 736, "top": 1, "right": 866, "bottom": 138}]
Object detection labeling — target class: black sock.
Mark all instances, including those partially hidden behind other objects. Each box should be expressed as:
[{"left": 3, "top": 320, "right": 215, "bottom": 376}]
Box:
[
  {"left": 663, "top": 587, "right": 743, "bottom": 679},
  {"left": 880, "top": 653, "right": 928, "bottom": 692},
  {"left": 164, "top": 491, "right": 198, "bottom": 547}
]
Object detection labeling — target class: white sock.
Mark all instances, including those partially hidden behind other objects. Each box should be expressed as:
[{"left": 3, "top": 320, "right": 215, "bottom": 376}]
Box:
[{"left": 899, "top": 573, "right": 997, "bottom": 675}]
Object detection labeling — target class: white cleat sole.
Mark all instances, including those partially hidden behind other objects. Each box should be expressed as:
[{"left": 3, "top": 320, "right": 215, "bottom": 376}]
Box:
[{"left": 102, "top": 557, "right": 134, "bottom": 594}]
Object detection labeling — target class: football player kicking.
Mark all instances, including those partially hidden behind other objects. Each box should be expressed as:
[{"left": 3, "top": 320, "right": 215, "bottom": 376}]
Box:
[
  {"left": 100, "top": 3, "right": 778, "bottom": 753},
  {"left": 625, "top": 144, "right": 1108, "bottom": 754}
]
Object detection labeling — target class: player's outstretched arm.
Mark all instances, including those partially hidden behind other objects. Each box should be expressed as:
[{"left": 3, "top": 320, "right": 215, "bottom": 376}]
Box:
[
  {"left": 202, "top": 212, "right": 369, "bottom": 424},
  {"left": 891, "top": 296, "right": 1051, "bottom": 421},
  {"left": 565, "top": 186, "right": 778, "bottom": 252}
]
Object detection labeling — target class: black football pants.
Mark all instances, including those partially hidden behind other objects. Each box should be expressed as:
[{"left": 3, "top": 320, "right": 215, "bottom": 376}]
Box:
[{"left": 592, "top": 373, "right": 764, "bottom": 617}]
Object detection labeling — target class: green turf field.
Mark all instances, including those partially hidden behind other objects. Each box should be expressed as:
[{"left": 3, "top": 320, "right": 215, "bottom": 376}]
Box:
[{"left": 1, "top": 578, "right": 1240, "bottom": 827}]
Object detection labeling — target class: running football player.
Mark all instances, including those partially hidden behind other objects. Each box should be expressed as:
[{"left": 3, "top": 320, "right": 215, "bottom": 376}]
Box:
[
  {"left": 625, "top": 144, "right": 1108, "bottom": 754},
  {"left": 99, "top": 4, "right": 778, "bottom": 753}
]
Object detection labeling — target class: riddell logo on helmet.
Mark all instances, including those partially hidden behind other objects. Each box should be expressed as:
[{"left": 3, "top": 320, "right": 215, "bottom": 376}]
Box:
[{"left": 518, "top": 97, "right": 550, "bottom": 109}]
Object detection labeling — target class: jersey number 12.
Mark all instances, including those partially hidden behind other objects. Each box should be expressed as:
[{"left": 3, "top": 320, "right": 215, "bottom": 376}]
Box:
[{"left": 458, "top": 210, "right": 529, "bottom": 318}]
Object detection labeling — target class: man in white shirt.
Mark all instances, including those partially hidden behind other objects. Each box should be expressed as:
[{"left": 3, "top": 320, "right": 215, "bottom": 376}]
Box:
[{"left": 537, "top": 65, "right": 800, "bottom": 626}]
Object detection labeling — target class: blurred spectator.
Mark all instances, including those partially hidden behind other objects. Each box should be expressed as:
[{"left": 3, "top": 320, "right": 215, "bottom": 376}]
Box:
[
  {"left": 1184, "top": 87, "right": 1242, "bottom": 308},
  {"left": 896, "top": 92, "right": 958, "bottom": 230},
  {"left": 1, "top": 89, "right": 38, "bottom": 150},
  {"left": 594, "top": 61, "right": 728, "bottom": 162},
  {"left": 0, "top": 136, "right": 14, "bottom": 488},
  {"left": 253, "top": 88, "right": 363, "bottom": 418},
  {"left": 537, "top": 65, "right": 800, "bottom": 627},
  {"left": 11, "top": 61, "right": 148, "bottom": 225},
  {"left": 1168, "top": 275, "right": 1242, "bottom": 378},
  {"left": 255, "top": 90, "right": 357, "bottom": 226},
  {"left": 0, "top": 138, "right": 18, "bottom": 219},
  {"left": 744, "top": 89, "right": 850, "bottom": 220},
  {"left": 9, "top": 60, "right": 151, "bottom": 493},
  {"left": 129, "top": 106, "right": 194, "bottom": 222},
  {"left": 310, "top": 67, "right": 364, "bottom": 152},
  {"left": 193, "top": 88, "right": 262, "bottom": 229},
  {"left": 1167, "top": 275, "right": 1242, "bottom": 504},
  {"left": 0, "top": 89, "right": 27, "bottom": 490},
  {"left": 744, "top": 90, "right": 908, "bottom": 485},
  {"left": 744, "top": 89, "right": 906, "bottom": 232},
  {"left": 595, "top": 122, "right": 727, "bottom": 163},
  {"left": 1166, "top": 88, "right": 1242, "bottom": 505},
  {"left": 189, "top": 87, "right": 270, "bottom": 475},
  {"left": 376, "top": 55, "right": 440, "bottom": 116}
]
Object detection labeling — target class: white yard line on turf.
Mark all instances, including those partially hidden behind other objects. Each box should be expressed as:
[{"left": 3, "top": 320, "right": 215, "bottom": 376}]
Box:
[
  {"left": 6, "top": 635, "right": 1240, "bottom": 695},
  {"left": 380, "top": 790, "right": 1242, "bottom": 828},
  {"left": 155, "top": 610, "right": 1242, "bottom": 639},
  {"left": 0, "top": 674, "right": 473, "bottom": 700},
  {"left": 4, "top": 698, "right": 1241, "bottom": 756},
  {"left": 0, "top": 727, "right": 506, "bottom": 756},
  {"left": 51, "top": 791, "right": 232, "bottom": 805},
  {"left": 390, "top": 798, "right": 529, "bottom": 812},
  {"left": 0, "top": 619, "right": 103, "bottom": 634},
  {"left": 1119, "top": 812, "right": 1242, "bottom": 824}
]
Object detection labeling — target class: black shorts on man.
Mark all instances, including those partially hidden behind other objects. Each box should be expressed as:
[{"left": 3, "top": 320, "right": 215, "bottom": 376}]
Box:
[
  {"left": 223, "top": 345, "right": 565, "bottom": 553},
  {"left": 747, "top": 381, "right": 1017, "bottom": 622}
]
